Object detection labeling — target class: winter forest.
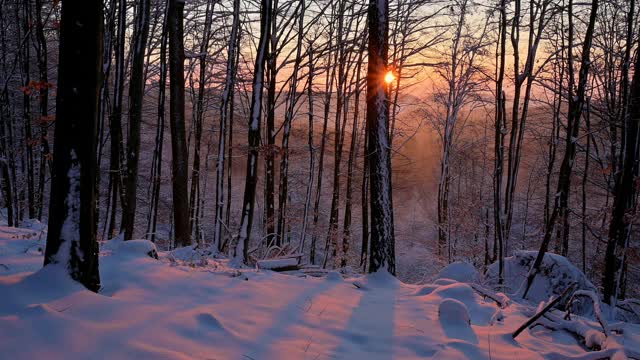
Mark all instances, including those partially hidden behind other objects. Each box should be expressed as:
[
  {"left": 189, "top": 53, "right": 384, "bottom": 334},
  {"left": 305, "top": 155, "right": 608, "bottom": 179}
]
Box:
[{"left": 1, "top": 0, "right": 640, "bottom": 358}]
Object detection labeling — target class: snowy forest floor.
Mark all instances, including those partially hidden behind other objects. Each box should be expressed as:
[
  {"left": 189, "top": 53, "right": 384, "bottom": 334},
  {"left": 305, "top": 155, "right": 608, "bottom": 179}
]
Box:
[{"left": 1, "top": 225, "right": 639, "bottom": 360}]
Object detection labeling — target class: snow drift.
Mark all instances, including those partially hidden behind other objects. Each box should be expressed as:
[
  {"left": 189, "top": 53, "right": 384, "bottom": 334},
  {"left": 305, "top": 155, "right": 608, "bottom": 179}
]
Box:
[{"left": 1, "top": 226, "right": 640, "bottom": 359}]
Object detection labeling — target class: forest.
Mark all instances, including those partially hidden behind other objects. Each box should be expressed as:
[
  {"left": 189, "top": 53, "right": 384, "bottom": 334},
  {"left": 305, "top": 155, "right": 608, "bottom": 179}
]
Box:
[{"left": 0, "top": 0, "right": 640, "bottom": 358}]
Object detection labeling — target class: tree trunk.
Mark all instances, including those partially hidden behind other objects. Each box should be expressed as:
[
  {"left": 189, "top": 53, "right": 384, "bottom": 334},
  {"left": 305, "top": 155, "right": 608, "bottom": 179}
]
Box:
[
  {"left": 366, "top": 0, "right": 395, "bottom": 275},
  {"left": 341, "top": 33, "right": 365, "bottom": 268},
  {"left": 146, "top": 0, "right": 169, "bottom": 243},
  {"left": 276, "top": 0, "right": 306, "bottom": 247},
  {"left": 43, "top": 0, "right": 102, "bottom": 292},
  {"left": 121, "top": 0, "right": 152, "bottom": 240},
  {"left": 522, "top": 0, "right": 599, "bottom": 299},
  {"left": 106, "top": 0, "right": 127, "bottom": 239},
  {"left": 299, "top": 46, "right": 315, "bottom": 257},
  {"left": 34, "top": 0, "right": 51, "bottom": 221},
  {"left": 214, "top": 0, "right": 240, "bottom": 252},
  {"left": 188, "top": 0, "right": 215, "bottom": 244},
  {"left": 235, "top": 0, "right": 272, "bottom": 263},
  {"left": 168, "top": 0, "right": 191, "bottom": 248},
  {"left": 0, "top": 5, "right": 15, "bottom": 227},
  {"left": 603, "top": 0, "right": 638, "bottom": 304}
]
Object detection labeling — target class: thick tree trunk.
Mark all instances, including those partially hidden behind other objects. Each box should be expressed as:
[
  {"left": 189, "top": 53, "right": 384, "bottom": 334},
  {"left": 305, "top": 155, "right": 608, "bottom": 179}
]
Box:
[
  {"left": 366, "top": 0, "right": 395, "bottom": 275},
  {"left": 43, "top": 0, "right": 102, "bottom": 292},
  {"left": 603, "top": 0, "right": 638, "bottom": 304},
  {"left": 168, "top": 0, "right": 191, "bottom": 248}
]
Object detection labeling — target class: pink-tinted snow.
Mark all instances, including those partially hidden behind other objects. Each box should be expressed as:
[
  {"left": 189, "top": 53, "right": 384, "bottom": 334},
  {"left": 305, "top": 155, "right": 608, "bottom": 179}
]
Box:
[{"left": 1, "top": 226, "right": 639, "bottom": 359}]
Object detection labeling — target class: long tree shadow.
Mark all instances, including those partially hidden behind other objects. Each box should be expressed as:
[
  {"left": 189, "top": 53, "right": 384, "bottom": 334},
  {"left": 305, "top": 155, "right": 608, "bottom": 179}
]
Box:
[
  {"left": 329, "top": 275, "right": 398, "bottom": 360},
  {"left": 243, "top": 276, "right": 344, "bottom": 359}
]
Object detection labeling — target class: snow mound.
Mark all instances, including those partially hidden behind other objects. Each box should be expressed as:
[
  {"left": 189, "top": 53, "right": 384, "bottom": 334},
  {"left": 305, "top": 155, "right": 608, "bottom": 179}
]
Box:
[
  {"left": 438, "top": 298, "right": 471, "bottom": 326},
  {"left": 485, "top": 250, "right": 597, "bottom": 305},
  {"left": 435, "top": 261, "right": 480, "bottom": 283},
  {"left": 426, "top": 282, "right": 498, "bottom": 325},
  {"left": 438, "top": 299, "right": 476, "bottom": 343},
  {"left": 352, "top": 269, "right": 400, "bottom": 290},
  {"left": 104, "top": 239, "right": 158, "bottom": 259}
]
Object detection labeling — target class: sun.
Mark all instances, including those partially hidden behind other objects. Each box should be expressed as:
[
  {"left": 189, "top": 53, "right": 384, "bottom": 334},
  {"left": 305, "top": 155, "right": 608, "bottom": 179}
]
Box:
[{"left": 384, "top": 70, "right": 396, "bottom": 85}]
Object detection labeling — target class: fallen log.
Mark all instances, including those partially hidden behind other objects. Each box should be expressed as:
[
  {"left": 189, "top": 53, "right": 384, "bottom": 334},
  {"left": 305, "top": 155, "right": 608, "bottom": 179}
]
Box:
[{"left": 257, "top": 258, "right": 301, "bottom": 272}]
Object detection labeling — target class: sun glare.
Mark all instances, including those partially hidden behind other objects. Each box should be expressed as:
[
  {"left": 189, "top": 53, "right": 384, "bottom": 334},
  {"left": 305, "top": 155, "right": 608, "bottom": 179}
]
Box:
[{"left": 384, "top": 70, "right": 396, "bottom": 84}]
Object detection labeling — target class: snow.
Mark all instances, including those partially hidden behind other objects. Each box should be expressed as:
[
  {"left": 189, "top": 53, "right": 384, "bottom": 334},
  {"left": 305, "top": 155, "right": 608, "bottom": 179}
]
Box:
[
  {"left": 485, "top": 250, "right": 597, "bottom": 306},
  {"left": 1, "top": 226, "right": 640, "bottom": 359},
  {"left": 56, "top": 149, "right": 83, "bottom": 266},
  {"left": 435, "top": 261, "right": 481, "bottom": 283}
]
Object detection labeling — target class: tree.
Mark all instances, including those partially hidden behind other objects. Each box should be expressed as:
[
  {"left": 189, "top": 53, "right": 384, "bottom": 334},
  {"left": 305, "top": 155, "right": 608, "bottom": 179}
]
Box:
[
  {"left": 105, "top": 0, "right": 127, "bottom": 239},
  {"left": 121, "top": 0, "right": 152, "bottom": 240},
  {"left": 213, "top": 0, "right": 241, "bottom": 252},
  {"left": 168, "top": 0, "right": 191, "bottom": 248},
  {"left": 43, "top": 0, "right": 103, "bottom": 292},
  {"left": 235, "top": 0, "right": 272, "bottom": 263},
  {"left": 522, "top": 0, "right": 600, "bottom": 299},
  {"left": 367, "top": 0, "right": 395, "bottom": 274},
  {"left": 603, "top": 0, "right": 638, "bottom": 304}
]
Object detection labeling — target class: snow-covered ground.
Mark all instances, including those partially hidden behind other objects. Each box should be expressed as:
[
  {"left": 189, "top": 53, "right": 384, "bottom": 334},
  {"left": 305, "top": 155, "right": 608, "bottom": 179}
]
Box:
[{"left": 1, "top": 225, "right": 639, "bottom": 359}]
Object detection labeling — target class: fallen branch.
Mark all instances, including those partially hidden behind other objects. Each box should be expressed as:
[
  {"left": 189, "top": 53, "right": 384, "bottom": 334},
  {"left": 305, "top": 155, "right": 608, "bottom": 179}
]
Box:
[
  {"left": 565, "top": 290, "right": 609, "bottom": 337},
  {"left": 471, "top": 284, "right": 511, "bottom": 308},
  {"left": 257, "top": 258, "right": 301, "bottom": 272},
  {"left": 513, "top": 283, "right": 576, "bottom": 339},
  {"left": 537, "top": 311, "right": 640, "bottom": 359}
]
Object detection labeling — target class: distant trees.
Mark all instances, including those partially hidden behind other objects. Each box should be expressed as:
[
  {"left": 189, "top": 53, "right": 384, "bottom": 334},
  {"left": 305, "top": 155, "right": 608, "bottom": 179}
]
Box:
[{"left": 43, "top": 0, "right": 103, "bottom": 291}]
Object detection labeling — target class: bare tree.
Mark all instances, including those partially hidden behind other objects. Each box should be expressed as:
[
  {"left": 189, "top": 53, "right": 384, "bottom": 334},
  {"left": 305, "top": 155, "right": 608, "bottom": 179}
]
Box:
[
  {"left": 235, "top": 0, "right": 272, "bottom": 263},
  {"left": 122, "top": 0, "right": 152, "bottom": 240}
]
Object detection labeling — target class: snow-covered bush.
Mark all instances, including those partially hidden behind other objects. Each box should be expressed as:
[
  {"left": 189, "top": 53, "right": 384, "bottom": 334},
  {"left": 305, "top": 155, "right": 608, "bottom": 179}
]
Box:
[{"left": 485, "top": 250, "right": 597, "bottom": 307}]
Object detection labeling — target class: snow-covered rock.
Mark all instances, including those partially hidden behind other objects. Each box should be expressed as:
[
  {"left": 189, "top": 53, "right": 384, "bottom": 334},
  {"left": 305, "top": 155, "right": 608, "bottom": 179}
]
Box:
[
  {"left": 435, "top": 261, "right": 480, "bottom": 283},
  {"left": 103, "top": 238, "right": 158, "bottom": 259}
]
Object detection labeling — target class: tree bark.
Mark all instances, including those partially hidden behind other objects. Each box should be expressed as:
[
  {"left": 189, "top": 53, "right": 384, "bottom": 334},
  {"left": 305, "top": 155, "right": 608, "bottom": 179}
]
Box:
[
  {"left": 235, "top": 0, "right": 272, "bottom": 263},
  {"left": 121, "top": 0, "right": 152, "bottom": 240},
  {"left": 603, "top": 0, "right": 638, "bottom": 304},
  {"left": 168, "top": 0, "right": 191, "bottom": 248},
  {"left": 43, "top": 0, "right": 102, "bottom": 292},
  {"left": 367, "top": 0, "right": 395, "bottom": 275}
]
